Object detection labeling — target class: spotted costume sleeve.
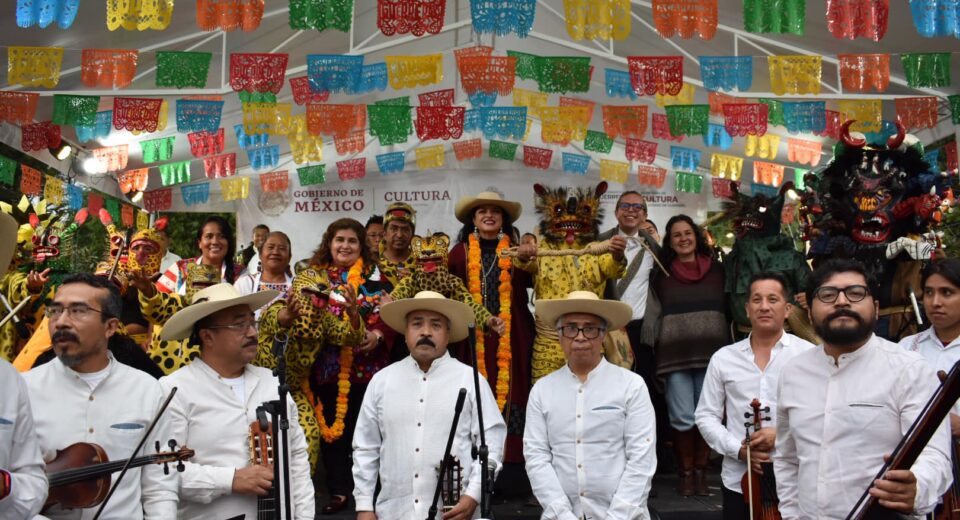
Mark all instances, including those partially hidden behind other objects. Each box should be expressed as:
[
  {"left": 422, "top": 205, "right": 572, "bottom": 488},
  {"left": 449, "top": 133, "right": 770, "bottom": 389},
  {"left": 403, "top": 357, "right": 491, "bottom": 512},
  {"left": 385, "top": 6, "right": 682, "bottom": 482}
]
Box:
[
  {"left": 138, "top": 290, "right": 186, "bottom": 326},
  {"left": 597, "top": 252, "right": 627, "bottom": 280},
  {"left": 256, "top": 300, "right": 365, "bottom": 369},
  {"left": 444, "top": 275, "right": 494, "bottom": 330},
  {"left": 512, "top": 256, "right": 538, "bottom": 274}
]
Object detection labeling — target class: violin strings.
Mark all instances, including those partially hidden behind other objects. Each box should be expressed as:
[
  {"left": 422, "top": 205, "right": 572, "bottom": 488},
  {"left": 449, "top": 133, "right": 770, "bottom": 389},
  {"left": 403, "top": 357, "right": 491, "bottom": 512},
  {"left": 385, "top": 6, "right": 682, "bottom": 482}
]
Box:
[{"left": 49, "top": 454, "right": 160, "bottom": 485}]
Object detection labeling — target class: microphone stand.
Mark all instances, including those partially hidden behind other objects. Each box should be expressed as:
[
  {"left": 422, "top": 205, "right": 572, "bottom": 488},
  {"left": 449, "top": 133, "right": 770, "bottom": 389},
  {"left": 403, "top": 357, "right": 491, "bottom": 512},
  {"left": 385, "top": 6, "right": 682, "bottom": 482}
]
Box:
[
  {"left": 261, "top": 333, "right": 294, "bottom": 520},
  {"left": 427, "top": 388, "right": 467, "bottom": 520},
  {"left": 92, "top": 387, "right": 178, "bottom": 520},
  {"left": 467, "top": 323, "right": 493, "bottom": 518}
]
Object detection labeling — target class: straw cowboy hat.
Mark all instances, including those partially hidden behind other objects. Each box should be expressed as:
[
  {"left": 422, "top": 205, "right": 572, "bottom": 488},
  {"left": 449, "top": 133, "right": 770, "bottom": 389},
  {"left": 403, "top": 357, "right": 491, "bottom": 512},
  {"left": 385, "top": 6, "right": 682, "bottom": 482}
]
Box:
[
  {"left": 0, "top": 212, "right": 17, "bottom": 272},
  {"left": 160, "top": 283, "right": 279, "bottom": 341},
  {"left": 536, "top": 291, "right": 633, "bottom": 331},
  {"left": 454, "top": 191, "right": 522, "bottom": 223},
  {"left": 380, "top": 290, "right": 475, "bottom": 342}
]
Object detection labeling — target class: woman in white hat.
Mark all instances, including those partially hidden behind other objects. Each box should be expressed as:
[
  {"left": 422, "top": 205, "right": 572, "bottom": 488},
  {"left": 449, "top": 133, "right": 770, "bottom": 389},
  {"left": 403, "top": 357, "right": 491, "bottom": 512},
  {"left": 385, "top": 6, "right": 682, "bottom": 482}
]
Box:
[{"left": 448, "top": 191, "right": 535, "bottom": 480}]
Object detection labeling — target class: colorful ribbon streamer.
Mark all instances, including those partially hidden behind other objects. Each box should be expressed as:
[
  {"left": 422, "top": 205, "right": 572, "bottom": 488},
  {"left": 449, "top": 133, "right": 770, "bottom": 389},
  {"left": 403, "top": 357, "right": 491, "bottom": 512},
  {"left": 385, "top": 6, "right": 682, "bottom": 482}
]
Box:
[
  {"left": 118, "top": 168, "right": 148, "bottom": 194},
  {"left": 415, "top": 144, "right": 446, "bottom": 169},
  {"left": 523, "top": 146, "right": 553, "bottom": 169},
  {"left": 52, "top": 94, "right": 100, "bottom": 126},
  {"left": 106, "top": 0, "right": 174, "bottom": 30},
  {"left": 247, "top": 145, "right": 280, "bottom": 171},
  {"left": 19, "top": 165, "right": 43, "bottom": 197},
  {"left": 415, "top": 106, "right": 466, "bottom": 141},
  {"left": 0, "top": 157, "right": 15, "bottom": 186},
  {"left": 652, "top": 113, "right": 684, "bottom": 142},
  {"left": 470, "top": 0, "right": 536, "bottom": 37},
  {"left": 297, "top": 164, "right": 327, "bottom": 186},
  {"left": 143, "top": 189, "right": 172, "bottom": 212},
  {"left": 368, "top": 105, "right": 413, "bottom": 145},
  {"left": 467, "top": 107, "right": 527, "bottom": 140},
  {"left": 513, "top": 88, "right": 548, "bottom": 108},
  {"left": 838, "top": 53, "right": 890, "bottom": 92},
  {"left": 710, "top": 153, "right": 743, "bottom": 180},
  {"left": 708, "top": 91, "right": 738, "bottom": 116},
  {"left": 203, "top": 153, "right": 237, "bottom": 179},
  {"left": 786, "top": 138, "right": 822, "bottom": 166},
  {"left": 306, "top": 103, "right": 366, "bottom": 138},
  {"left": 817, "top": 110, "right": 842, "bottom": 140},
  {"left": 699, "top": 56, "right": 752, "bottom": 92},
  {"left": 8, "top": 46, "right": 63, "bottom": 87},
  {"left": 289, "top": 76, "right": 330, "bottom": 105},
  {"left": 666, "top": 105, "right": 709, "bottom": 137},
  {"left": 559, "top": 97, "right": 595, "bottom": 126},
  {"left": 459, "top": 56, "right": 516, "bottom": 96},
  {"left": 159, "top": 160, "right": 191, "bottom": 186},
  {"left": 230, "top": 53, "right": 289, "bottom": 94},
  {"left": 17, "top": 0, "right": 80, "bottom": 29},
  {"left": 837, "top": 99, "right": 883, "bottom": 132},
  {"left": 753, "top": 161, "right": 785, "bottom": 186},
  {"left": 377, "top": 0, "right": 445, "bottom": 36},
  {"left": 671, "top": 146, "right": 701, "bottom": 171},
  {"left": 508, "top": 50, "right": 539, "bottom": 81},
  {"left": 140, "top": 136, "right": 176, "bottom": 164},
  {"left": 420, "top": 89, "right": 455, "bottom": 106},
  {"left": 234, "top": 123, "right": 269, "bottom": 150},
  {"left": 385, "top": 54, "right": 443, "bottom": 89},
  {"left": 112, "top": 97, "right": 164, "bottom": 133},
  {"left": 21, "top": 121, "right": 61, "bottom": 152},
  {"left": 359, "top": 62, "right": 389, "bottom": 93},
  {"left": 743, "top": 0, "right": 806, "bottom": 34},
  {"left": 600, "top": 159, "right": 630, "bottom": 183},
  {"left": 176, "top": 100, "right": 224, "bottom": 133},
  {"left": 286, "top": 115, "right": 323, "bottom": 165},
  {"left": 334, "top": 130, "right": 365, "bottom": 156},
  {"left": 536, "top": 106, "right": 588, "bottom": 145},
  {"left": 486, "top": 140, "right": 517, "bottom": 161},
  {"left": 900, "top": 52, "right": 952, "bottom": 88},
  {"left": 895, "top": 96, "right": 939, "bottom": 129},
  {"left": 242, "top": 102, "right": 293, "bottom": 136},
  {"left": 768, "top": 55, "right": 822, "bottom": 95},
  {"left": 602, "top": 105, "right": 647, "bottom": 139},
  {"left": 655, "top": 83, "right": 696, "bottom": 108},
  {"left": 584, "top": 130, "right": 614, "bottom": 153},
  {"left": 259, "top": 170, "right": 289, "bottom": 193},
  {"left": 562, "top": 153, "right": 590, "bottom": 175},
  {"left": 44, "top": 176, "right": 64, "bottom": 205},
  {"left": 0, "top": 92, "right": 39, "bottom": 126},
  {"left": 675, "top": 171, "right": 704, "bottom": 193},
  {"left": 188, "top": 128, "right": 225, "bottom": 158},
  {"left": 289, "top": 0, "right": 354, "bottom": 32},
  {"left": 156, "top": 51, "right": 212, "bottom": 89},
  {"left": 81, "top": 49, "right": 138, "bottom": 89},
  {"left": 744, "top": 134, "right": 781, "bottom": 159},
  {"left": 626, "top": 139, "right": 658, "bottom": 163},
  {"left": 564, "top": 0, "right": 631, "bottom": 40},
  {"left": 826, "top": 0, "right": 889, "bottom": 40},
  {"left": 534, "top": 57, "right": 591, "bottom": 94},
  {"left": 950, "top": 95, "right": 960, "bottom": 124},
  {"left": 712, "top": 177, "right": 739, "bottom": 198},
  {"left": 377, "top": 152, "right": 406, "bottom": 174},
  {"left": 638, "top": 165, "right": 667, "bottom": 188},
  {"left": 66, "top": 184, "right": 84, "bottom": 210},
  {"left": 181, "top": 183, "right": 211, "bottom": 206},
  {"left": 221, "top": 177, "right": 250, "bottom": 201},
  {"left": 307, "top": 55, "right": 364, "bottom": 94},
  {"left": 196, "top": 0, "right": 264, "bottom": 31},
  {"left": 909, "top": 0, "right": 960, "bottom": 38},
  {"left": 723, "top": 103, "right": 768, "bottom": 137},
  {"left": 759, "top": 99, "right": 784, "bottom": 127},
  {"left": 336, "top": 158, "right": 366, "bottom": 181},
  {"left": 652, "top": 0, "right": 718, "bottom": 39},
  {"left": 605, "top": 68, "right": 637, "bottom": 100}
]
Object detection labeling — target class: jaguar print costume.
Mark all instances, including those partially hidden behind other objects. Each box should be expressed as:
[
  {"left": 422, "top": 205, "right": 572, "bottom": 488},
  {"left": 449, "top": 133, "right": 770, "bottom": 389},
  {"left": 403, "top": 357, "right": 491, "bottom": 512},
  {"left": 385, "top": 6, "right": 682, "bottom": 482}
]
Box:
[
  {"left": 256, "top": 267, "right": 365, "bottom": 470},
  {"left": 390, "top": 233, "right": 493, "bottom": 328},
  {"left": 514, "top": 182, "right": 626, "bottom": 381}
]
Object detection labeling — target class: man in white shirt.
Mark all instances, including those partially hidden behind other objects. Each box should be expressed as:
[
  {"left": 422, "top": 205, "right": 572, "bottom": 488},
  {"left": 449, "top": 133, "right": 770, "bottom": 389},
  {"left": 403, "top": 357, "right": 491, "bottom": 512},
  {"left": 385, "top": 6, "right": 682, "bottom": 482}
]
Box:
[
  {"left": 525, "top": 291, "right": 656, "bottom": 520},
  {"left": 157, "top": 283, "right": 315, "bottom": 520},
  {"left": 695, "top": 271, "right": 815, "bottom": 519},
  {"left": 775, "top": 258, "right": 952, "bottom": 519},
  {"left": 157, "top": 226, "right": 182, "bottom": 275},
  {"left": 23, "top": 273, "right": 179, "bottom": 519},
  {"left": 0, "top": 209, "right": 47, "bottom": 519},
  {"left": 354, "top": 290, "right": 506, "bottom": 520}
]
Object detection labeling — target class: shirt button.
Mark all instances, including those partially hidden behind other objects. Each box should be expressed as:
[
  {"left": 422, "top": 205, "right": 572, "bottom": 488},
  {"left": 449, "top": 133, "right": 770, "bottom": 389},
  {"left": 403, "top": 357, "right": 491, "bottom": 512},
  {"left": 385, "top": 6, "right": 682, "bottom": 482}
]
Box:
[
  {"left": 576, "top": 439, "right": 581, "bottom": 444},
  {"left": 415, "top": 473, "right": 419, "bottom": 478},
  {"left": 580, "top": 492, "right": 585, "bottom": 497},
  {"left": 576, "top": 414, "right": 581, "bottom": 418},
  {"left": 89, "top": 395, "right": 94, "bottom": 401},
  {"left": 415, "top": 499, "right": 420, "bottom": 504},
  {"left": 578, "top": 389, "right": 583, "bottom": 393},
  {"left": 423, "top": 377, "right": 427, "bottom": 381},
  {"left": 578, "top": 464, "right": 582, "bottom": 468},
  {"left": 415, "top": 448, "right": 420, "bottom": 452},
  {"left": 419, "top": 398, "right": 424, "bottom": 403},
  {"left": 89, "top": 428, "right": 94, "bottom": 433},
  {"left": 418, "top": 422, "right": 422, "bottom": 427}
]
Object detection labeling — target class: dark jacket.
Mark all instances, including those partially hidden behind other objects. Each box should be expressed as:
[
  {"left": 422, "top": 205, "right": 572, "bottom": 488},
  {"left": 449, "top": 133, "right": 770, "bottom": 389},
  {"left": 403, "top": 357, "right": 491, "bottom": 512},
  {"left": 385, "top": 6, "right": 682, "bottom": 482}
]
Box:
[{"left": 597, "top": 226, "right": 662, "bottom": 347}]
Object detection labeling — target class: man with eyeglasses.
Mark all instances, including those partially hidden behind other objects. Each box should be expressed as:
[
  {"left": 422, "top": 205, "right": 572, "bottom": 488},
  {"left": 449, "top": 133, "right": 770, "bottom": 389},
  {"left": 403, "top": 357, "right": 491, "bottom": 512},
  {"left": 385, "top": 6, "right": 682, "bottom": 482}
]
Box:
[
  {"left": 157, "top": 283, "right": 315, "bottom": 519},
  {"left": 774, "top": 259, "right": 951, "bottom": 519},
  {"left": 525, "top": 291, "right": 656, "bottom": 520},
  {"left": 23, "top": 272, "right": 179, "bottom": 519}
]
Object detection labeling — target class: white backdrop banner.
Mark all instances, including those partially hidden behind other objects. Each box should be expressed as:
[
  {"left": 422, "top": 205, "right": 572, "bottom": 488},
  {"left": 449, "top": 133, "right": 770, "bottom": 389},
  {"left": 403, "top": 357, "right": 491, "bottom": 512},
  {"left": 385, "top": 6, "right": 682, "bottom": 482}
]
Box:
[{"left": 235, "top": 169, "right": 716, "bottom": 264}]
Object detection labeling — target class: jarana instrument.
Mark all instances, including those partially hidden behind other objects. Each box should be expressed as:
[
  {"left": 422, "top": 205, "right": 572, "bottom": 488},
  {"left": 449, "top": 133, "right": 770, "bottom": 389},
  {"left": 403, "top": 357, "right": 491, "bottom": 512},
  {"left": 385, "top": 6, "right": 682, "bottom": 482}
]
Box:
[{"left": 741, "top": 398, "right": 781, "bottom": 520}]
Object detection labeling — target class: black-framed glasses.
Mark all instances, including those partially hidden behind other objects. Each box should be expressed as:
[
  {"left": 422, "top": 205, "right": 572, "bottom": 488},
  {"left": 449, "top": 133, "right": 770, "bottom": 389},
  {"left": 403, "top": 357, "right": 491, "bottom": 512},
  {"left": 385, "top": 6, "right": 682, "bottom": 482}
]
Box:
[
  {"left": 815, "top": 285, "right": 870, "bottom": 304},
  {"left": 557, "top": 325, "right": 606, "bottom": 339},
  {"left": 618, "top": 202, "right": 647, "bottom": 212},
  {"left": 205, "top": 319, "right": 260, "bottom": 332},
  {"left": 45, "top": 303, "right": 108, "bottom": 320}
]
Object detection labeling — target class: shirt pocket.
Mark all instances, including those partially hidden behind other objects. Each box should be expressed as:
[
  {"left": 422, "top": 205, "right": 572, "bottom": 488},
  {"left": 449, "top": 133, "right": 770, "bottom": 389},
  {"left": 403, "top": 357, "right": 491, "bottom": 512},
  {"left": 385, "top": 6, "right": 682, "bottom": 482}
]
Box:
[
  {"left": 0, "top": 417, "right": 13, "bottom": 444},
  {"left": 109, "top": 422, "right": 146, "bottom": 449},
  {"left": 590, "top": 405, "right": 626, "bottom": 439},
  {"left": 845, "top": 402, "right": 890, "bottom": 430}
]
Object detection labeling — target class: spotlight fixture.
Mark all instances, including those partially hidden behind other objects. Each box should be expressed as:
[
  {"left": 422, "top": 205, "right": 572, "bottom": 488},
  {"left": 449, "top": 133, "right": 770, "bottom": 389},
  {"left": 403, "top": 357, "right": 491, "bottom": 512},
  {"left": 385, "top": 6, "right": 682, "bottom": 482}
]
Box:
[
  {"left": 130, "top": 190, "right": 144, "bottom": 204},
  {"left": 81, "top": 156, "right": 104, "bottom": 175},
  {"left": 49, "top": 142, "right": 73, "bottom": 161}
]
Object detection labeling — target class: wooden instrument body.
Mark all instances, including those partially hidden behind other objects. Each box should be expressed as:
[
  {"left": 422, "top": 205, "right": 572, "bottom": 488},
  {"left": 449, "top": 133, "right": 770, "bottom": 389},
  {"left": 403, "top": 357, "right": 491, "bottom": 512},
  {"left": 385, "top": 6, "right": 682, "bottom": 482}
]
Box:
[
  {"left": 44, "top": 442, "right": 110, "bottom": 511},
  {"left": 250, "top": 419, "right": 276, "bottom": 520},
  {"left": 741, "top": 398, "right": 782, "bottom": 520}
]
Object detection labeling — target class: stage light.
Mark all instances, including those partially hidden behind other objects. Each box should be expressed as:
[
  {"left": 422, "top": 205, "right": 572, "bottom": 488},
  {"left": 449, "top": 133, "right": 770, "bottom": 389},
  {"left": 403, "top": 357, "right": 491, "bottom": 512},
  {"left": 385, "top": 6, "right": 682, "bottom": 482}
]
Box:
[
  {"left": 129, "top": 190, "right": 144, "bottom": 204},
  {"left": 49, "top": 142, "right": 73, "bottom": 161},
  {"left": 82, "top": 156, "right": 104, "bottom": 174}
]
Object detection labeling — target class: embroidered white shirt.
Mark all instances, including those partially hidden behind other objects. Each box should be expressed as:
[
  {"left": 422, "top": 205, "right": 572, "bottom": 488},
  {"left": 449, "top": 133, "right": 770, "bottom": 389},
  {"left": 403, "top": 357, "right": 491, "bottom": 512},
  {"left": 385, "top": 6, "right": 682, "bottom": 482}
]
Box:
[
  {"left": 774, "top": 335, "right": 952, "bottom": 519},
  {"left": 352, "top": 352, "right": 506, "bottom": 520},
  {"left": 0, "top": 359, "right": 46, "bottom": 519},
  {"left": 525, "top": 358, "right": 657, "bottom": 520},
  {"left": 695, "top": 332, "right": 815, "bottom": 491}
]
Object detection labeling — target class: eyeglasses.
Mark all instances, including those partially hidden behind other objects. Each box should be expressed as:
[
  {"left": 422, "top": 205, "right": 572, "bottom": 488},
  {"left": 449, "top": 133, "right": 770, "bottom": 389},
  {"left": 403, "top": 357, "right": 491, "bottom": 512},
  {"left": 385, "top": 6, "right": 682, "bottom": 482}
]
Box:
[
  {"left": 45, "top": 303, "right": 108, "bottom": 321},
  {"left": 557, "top": 325, "right": 606, "bottom": 339},
  {"left": 618, "top": 203, "right": 647, "bottom": 212},
  {"left": 814, "top": 285, "right": 870, "bottom": 304},
  {"left": 205, "top": 319, "right": 260, "bottom": 333}
]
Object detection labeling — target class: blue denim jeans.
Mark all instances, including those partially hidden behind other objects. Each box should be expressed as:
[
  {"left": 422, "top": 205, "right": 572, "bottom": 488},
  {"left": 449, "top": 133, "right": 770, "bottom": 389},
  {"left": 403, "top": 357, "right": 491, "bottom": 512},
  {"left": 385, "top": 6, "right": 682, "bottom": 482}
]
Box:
[{"left": 665, "top": 368, "right": 707, "bottom": 431}]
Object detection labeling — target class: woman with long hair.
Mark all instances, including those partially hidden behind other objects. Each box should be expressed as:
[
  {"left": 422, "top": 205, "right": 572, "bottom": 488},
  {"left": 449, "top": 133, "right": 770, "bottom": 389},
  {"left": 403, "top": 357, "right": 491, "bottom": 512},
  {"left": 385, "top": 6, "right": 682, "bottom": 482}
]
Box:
[
  {"left": 653, "top": 214, "right": 730, "bottom": 496},
  {"left": 233, "top": 231, "right": 293, "bottom": 318},
  {"left": 448, "top": 192, "right": 535, "bottom": 493},
  {"left": 258, "top": 218, "right": 391, "bottom": 514}
]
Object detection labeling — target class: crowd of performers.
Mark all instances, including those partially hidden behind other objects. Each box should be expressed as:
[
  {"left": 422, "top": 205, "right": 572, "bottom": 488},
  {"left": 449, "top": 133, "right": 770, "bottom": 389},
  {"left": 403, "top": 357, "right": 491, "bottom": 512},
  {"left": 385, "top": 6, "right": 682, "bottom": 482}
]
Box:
[{"left": 0, "top": 121, "right": 959, "bottom": 520}]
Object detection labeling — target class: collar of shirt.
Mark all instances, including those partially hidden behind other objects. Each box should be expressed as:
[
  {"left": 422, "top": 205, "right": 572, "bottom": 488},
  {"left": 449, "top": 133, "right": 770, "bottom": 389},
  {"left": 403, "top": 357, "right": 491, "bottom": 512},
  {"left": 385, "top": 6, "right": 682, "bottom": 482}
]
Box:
[
  {"left": 55, "top": 352, "right": 117, "bottom": 390},
  {"left": 920, "top": 327, "right": 960, "bottom": 350},
  {"left": 403, "top": 350, "right": 452, "bottom": 375},
  {"left": 561, "top": 357, "right": 609, "bottom": 383},
  {"left": 818, "top": 333, "right": 877, "bottom": 370},
  {"left": 736, "top": 331, "right": 789, "bottom": 363}
]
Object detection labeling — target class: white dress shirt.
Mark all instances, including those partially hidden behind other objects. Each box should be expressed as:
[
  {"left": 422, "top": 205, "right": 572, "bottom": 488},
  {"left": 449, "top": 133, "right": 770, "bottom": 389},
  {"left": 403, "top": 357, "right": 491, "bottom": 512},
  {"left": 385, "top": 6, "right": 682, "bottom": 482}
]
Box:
[
  {"left": 352, "top": 352, "right": 506, "bottom": 520},
  {"left": 160, "top": 359, "right": 314, "bottom": 520},
  {"left": 774, "top": 335, "right": 952, "bottom": 519},
  {"left": 23, "top": 355, "right": 179, "bottom": 520},
  {"left": 618, "top": 230, "right": 654, "bottom": 321},
  {"left": 160, "top": 251, "right": 181, "bottom": 275},
  {"left": 525, "top": 358, "right": 656, "bottom": 520},
  {"left": 899, "top": 327, "right": 960, "bottom": 416},
  {"left": 695, "top": 332, "right": 815, "bottom": 491},
  {"left": 0, "top": 359, "right": 47, "bottom": 519}
]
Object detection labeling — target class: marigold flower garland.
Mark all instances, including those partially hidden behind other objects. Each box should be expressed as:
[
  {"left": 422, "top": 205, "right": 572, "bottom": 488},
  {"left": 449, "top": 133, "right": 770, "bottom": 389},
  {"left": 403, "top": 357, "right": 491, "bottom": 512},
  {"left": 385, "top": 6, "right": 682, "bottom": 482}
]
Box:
[
  {"left": 308, "top": 258, "right": 364, "bottom": 443},
  {"left": 467, "top": 234, "right": 512, "bottom": 411}
]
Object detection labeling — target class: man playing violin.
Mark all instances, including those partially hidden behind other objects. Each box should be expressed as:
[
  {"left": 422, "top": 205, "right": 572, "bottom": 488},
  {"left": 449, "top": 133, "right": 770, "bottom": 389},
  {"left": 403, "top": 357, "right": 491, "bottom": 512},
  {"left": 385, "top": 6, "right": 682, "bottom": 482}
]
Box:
[
  {"left": 0, "top": 211, "right": 47, "bottom": 519},
  {"left": 22, "top": 273, "right": 178, "bottom": 519},
  {"left": 695, "top": 271, "right": 814, "bottom": 519},
  {"left": 158, "top": 283, "right": 314, "bottom": 520},
  {"left": 774, "top": 259, "right": 952, "bottom": 519}
]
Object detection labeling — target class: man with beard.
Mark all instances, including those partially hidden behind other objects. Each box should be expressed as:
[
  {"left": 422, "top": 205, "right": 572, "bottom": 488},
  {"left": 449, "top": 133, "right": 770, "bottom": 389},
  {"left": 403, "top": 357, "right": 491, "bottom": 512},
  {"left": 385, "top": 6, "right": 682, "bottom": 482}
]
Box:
[
  {"left": 353, "top": 291, "right": 505, "bottom": 520},
  {"left": 158, "top": 284, "right": 315, "bottom": 519},
  {"left": 378, "top": 203, "right": 417, "bottom": 287},
  {"left": 22, "top": 273, "right": 178, "bottom": 519},
  {"left": 774, "top": 259, "right": 952, "bottom": 519}
]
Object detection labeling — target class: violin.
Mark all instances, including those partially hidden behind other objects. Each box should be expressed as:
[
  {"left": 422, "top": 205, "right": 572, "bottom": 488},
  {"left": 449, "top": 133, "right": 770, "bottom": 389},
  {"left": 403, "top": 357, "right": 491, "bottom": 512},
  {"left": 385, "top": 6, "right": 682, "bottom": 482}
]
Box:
[
  {"left": 846, "top": 361, "right": 960, "bottom": 519},
  {"left": 44, "top": 440, "right": 193, "bottom": 512},
  {"left": 741, "top": 398, "right": 781, "bottom": 520}
]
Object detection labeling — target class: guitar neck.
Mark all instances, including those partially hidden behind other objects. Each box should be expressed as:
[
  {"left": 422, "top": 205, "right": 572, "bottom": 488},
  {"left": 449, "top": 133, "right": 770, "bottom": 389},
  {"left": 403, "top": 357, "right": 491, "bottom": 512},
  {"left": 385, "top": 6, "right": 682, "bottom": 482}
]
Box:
[
  {"left": 257, "top": 490, "right": 276, "bottom": 520},
  {"left": 48, "top": 454, "right": 161, "bottom": 487}
]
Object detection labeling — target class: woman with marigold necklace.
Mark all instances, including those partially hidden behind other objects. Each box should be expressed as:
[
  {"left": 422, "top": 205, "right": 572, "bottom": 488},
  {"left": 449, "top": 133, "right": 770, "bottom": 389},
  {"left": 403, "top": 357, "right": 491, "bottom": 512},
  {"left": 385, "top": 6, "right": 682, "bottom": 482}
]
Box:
[
  {"left": 303, "top": 218, "right": 394, "bottom": 515},
  {"left": 448, "top": 192, "right": 535, "bottom": 493}
]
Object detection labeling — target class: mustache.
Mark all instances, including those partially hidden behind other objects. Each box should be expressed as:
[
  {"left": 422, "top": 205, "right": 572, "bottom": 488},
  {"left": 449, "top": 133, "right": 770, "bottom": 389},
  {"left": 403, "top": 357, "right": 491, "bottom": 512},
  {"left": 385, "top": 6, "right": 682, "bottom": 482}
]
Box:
[
  {"left": 52, "top": 330, "right": 79, "bottom": 343},
  {"left": 416, "top": 338, "right": 436, "bottom": 348},
  {"left": 827, "top": 309, "right": 863, "bottom": 323}
]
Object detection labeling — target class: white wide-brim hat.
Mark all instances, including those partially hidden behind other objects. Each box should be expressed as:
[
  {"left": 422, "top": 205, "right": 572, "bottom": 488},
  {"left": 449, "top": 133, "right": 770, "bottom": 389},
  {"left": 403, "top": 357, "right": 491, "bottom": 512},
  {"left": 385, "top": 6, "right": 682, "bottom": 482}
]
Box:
[
  {"left": 380, "top": 290, "right": 476, "bottom": 342},
  {"left": 454, "top": 191, "right": 522, "bottom": 224},
  {"left": 160, "top": 283, "right": 279, "bottom": 340},
  {"left": 535, "top": 290, "right": 633, "bottom": 331}
]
